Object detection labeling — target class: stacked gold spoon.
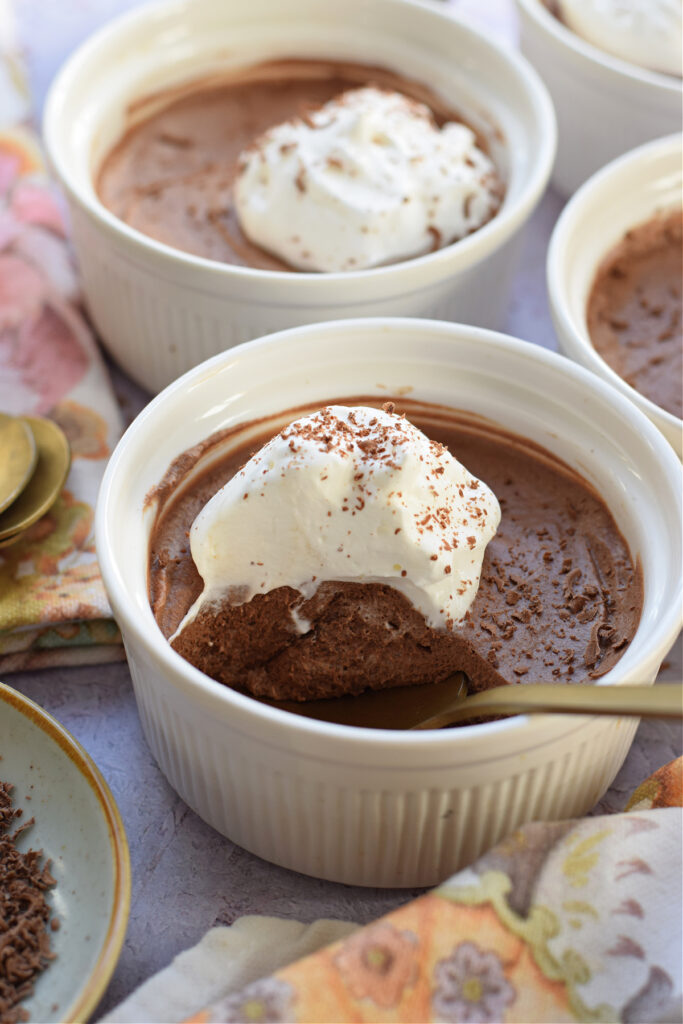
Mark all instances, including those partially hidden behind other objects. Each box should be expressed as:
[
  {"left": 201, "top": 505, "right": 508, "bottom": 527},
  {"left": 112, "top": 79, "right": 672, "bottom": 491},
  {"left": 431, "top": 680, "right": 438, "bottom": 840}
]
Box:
[{"left": 0, "top": 412, "right": 71, "bottom": 547}]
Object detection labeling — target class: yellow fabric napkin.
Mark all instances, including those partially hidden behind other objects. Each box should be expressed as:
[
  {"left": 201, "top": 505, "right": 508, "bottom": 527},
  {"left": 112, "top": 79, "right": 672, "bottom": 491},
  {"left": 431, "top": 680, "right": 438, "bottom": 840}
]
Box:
[
  {"left": 0, "top": 0, "right": 124, "bottom": 671},
  {"left": 102, "top": 757, "right": 683, "bottom": 1024}
]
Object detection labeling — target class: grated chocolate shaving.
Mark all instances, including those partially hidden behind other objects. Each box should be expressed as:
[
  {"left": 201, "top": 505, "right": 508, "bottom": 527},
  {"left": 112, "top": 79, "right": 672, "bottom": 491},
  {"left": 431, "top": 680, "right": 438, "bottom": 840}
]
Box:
[{"left": 0, "top": 781, "right": 57, "bottom": 1023}]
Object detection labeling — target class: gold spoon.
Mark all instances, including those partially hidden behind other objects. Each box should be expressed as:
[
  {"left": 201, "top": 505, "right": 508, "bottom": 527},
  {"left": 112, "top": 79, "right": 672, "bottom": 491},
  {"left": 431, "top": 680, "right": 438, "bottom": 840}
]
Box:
[
  {"left": 410, "top": 677, "right": 683, "bottom": 730},
  {"left": 0, "top": 417, "right": 71, "bottom": 544},
  {"left": 267, "top": 673, "right": 683, "bottom": 730},
  {"left": 0, "top": 413, "right": 37, "bottom": 515}
]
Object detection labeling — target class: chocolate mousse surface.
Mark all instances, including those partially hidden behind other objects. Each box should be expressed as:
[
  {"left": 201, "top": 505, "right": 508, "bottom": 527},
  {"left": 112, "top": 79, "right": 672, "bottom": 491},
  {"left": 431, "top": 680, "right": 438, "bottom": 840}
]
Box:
[
  {"left": 97, "top": 60, "right": 499, "bottom": 270},
  {"left": 148, "top": 399, "right": 643, "bottom": 703},
  {"left": 586, "top": 209, "right": 682, "bottom": 419}
]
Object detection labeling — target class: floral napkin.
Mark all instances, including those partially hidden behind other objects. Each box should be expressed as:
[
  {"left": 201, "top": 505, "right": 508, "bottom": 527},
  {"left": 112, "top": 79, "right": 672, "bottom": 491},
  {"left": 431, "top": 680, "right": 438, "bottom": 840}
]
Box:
[
  {"left": 0, "top": 0, "right": 124, "bottom": 671},
  {"left": 103, "top": 757, "right": 683, "bottom": 1024}
]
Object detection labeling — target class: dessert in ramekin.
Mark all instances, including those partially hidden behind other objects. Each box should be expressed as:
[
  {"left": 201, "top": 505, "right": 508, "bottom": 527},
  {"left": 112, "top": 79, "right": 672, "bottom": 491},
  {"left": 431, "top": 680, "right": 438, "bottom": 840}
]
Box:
[
  {"left": 44, "top": 0, "right": 555, "bottom": 393},
  {"left": 548, "top": 134, "right": 683, "bottom": 456},
  {"left": 96, "top": 69, "right": 504, "bottom": 274},
  {"left": 96, "top": 319, "right": 682, "bottom": 887},
  {"left": 515, "top": 0, "right": 682, "bottom": 196},
  {"left": 150, "top": 400, "right": 643, "bottom": 703}
]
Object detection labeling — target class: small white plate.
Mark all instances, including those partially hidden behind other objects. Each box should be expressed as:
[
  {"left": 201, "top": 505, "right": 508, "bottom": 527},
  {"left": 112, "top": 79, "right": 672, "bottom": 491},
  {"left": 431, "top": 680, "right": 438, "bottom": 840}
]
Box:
[{"left": 0, "top": 682, "right": 130, "bottom": 1022}]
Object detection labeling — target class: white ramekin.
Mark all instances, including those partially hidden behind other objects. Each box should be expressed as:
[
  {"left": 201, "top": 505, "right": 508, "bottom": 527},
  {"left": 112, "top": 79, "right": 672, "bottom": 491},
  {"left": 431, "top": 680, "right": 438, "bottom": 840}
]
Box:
[
  {"left": 44, "top": 0, "right": 555, "bottom": 394},
  {"left": 515, "top": 0, "right": 682, "bottom": 197},
  {"left": 96, "top": 318, "right": 682, "bottom": 888},
  {"left": 548, "top": 134, "right": 683, "bottom": 458}
]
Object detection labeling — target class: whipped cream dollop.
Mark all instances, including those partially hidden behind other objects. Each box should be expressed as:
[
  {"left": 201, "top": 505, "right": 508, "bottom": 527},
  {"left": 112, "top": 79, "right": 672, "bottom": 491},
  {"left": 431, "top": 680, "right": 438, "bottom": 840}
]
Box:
[
  {"left": 556, "top": 0, "right": 682, "bottom": 77},
  {"left": 233, "top": 87, "right": 501, "bottom": 272},
  {"left": 174, "top": 405, "right": 500, "bottom": 640}
]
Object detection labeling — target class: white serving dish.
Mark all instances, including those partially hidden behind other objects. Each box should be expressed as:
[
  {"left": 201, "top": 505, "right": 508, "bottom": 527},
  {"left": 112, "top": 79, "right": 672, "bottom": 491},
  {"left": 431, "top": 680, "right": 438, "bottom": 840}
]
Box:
[
  {"left": 95, "top": 318, "right": 682, "bottom": 888},
  {"left": 44, "top": 0, "right": 555, "bottom": 394},
  {"left": 515, "top": 0, "right": 682, "bottom": 196},
  {"left": 0, "top": 683, "right": 130, "bottom": 1023},
  {"left": 548, "top": 134, "right": 683, "bottom": 457}
]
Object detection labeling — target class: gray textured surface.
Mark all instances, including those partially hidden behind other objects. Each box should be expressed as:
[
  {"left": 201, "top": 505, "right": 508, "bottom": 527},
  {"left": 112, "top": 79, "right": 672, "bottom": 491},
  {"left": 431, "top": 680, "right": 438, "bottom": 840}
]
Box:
[
  {"left": 9, "top": 0, "right": 683, "bottom": 1016},
  {"left": 13, "top": 650, "right": 682, "bottom": 1017}
]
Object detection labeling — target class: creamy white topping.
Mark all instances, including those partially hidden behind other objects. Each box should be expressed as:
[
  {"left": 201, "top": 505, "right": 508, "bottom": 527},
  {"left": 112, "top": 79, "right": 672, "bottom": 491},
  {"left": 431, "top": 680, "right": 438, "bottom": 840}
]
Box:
[
  {"left": 557, "top": 0, "right": 682, "bottom": 76},
  {"left": 174, "top": 405, "right": 501, "bottom": 639},
  {"left": 233, "top": 87, "right": 501, "bottom": 272}
]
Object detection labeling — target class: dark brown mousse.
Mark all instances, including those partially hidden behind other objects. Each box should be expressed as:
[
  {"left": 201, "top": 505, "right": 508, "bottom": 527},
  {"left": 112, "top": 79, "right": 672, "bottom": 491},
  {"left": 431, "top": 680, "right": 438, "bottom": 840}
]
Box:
[
  {"left": 0, "top": 782, "right": 56, "bottom": 1023},
  {"left": 148, "top": 399, "right": 643, "bottom": 702},
  {"left": 586, "top": 209, "right": 682, "bottom": 419},
  {"left": 97, "top": 60, "right": 500, "bottom": 270}
]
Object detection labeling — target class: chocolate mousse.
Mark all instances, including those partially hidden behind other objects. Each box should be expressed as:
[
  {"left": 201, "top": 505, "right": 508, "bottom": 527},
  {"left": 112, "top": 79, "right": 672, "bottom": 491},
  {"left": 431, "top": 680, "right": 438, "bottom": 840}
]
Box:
[
  {"left": 587, "top": 209, "right": 682, "bottom": 419},
  {"left": 96, "top": 60, "right": 502, "bottom": 270},
  {"left": 148, "top": 399, "right": 643, "bottom": 703}
]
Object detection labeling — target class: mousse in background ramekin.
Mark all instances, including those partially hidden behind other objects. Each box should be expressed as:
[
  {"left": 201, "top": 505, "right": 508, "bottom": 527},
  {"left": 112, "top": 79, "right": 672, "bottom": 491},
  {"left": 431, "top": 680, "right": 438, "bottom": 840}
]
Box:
[
  {"left": 44, "top": 0, "right": 555, "bottom": 393},
  {"left": 548, "top": 134, "right": 683, "bottom": 457}
]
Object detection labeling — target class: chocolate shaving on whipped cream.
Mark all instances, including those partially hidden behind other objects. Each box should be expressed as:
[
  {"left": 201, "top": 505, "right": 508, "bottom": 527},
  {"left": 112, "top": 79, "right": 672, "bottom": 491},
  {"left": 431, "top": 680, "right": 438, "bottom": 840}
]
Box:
[{"left": 172, "top": 404, "right": 501, "bottom": 641}]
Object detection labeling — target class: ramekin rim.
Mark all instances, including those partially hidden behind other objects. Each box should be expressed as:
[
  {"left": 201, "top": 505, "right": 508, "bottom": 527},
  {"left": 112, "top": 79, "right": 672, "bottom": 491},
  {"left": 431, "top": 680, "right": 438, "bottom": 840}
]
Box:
[
  {"left": 96, "top": 317, "right": 683, "bottom": 749},
  {"left": 515, "top": 0, "right": 682, "bottom": 92},
  {"left": 43, "top": 0, "right": 556, "bottom": 287},
  {"left": 547, "top": 133, "right": 683, "bottom": 431}
]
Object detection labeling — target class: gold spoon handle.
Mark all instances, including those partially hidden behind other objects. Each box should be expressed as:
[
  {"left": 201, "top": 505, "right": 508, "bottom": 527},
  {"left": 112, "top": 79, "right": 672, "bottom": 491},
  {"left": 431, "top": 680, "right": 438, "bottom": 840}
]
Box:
[{"left": 411, "top": 683, "right": 683, "bottom": 730}]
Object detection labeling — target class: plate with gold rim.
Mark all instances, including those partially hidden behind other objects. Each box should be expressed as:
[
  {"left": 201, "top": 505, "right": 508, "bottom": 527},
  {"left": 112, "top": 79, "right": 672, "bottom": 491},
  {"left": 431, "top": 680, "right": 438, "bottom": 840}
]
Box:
[{"left": 0, "top": 683, "right": 130, "bottom": 1023}]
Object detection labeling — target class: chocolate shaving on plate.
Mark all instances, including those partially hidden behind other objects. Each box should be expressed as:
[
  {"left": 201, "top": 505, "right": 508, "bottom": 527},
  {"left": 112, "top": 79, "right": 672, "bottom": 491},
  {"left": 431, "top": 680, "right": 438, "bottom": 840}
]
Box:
[{"left": 0, "top": 781, "right": 57, "bottom": 1024}]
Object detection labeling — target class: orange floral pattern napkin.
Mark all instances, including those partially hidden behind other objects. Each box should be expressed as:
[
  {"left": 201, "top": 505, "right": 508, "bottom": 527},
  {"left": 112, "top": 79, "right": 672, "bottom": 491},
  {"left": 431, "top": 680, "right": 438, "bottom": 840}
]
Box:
[
  {"left": 0, "top": 0, "right": 124, "bottom": 671},
  {"left": 102, "top": 757, "right": 683, "bottom": 1024},
  {"left": 186, "top": 758, "right": 682, "bottom": 1024}
]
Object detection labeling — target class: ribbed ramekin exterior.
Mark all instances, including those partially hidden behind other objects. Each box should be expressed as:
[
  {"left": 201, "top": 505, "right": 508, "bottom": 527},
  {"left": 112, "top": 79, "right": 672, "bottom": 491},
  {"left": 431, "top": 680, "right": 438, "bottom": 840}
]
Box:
[
  {"left": 126, "top": 640, "right": 638, "bottom": 888},
  {"left": 71, "top": 207, "right": 520, "bottom": 394},
  {"left": 95, "top": 320, "right": 681, "bottom": 888}
]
